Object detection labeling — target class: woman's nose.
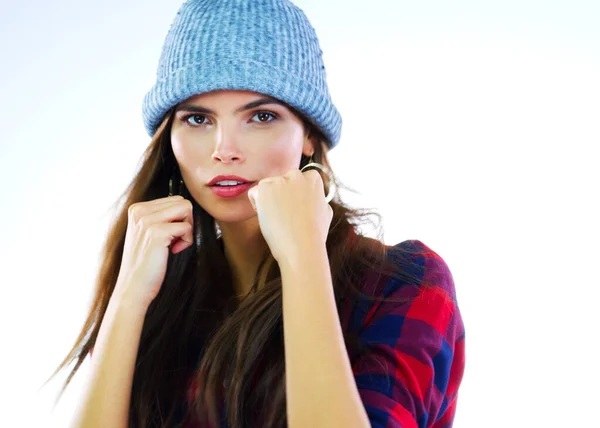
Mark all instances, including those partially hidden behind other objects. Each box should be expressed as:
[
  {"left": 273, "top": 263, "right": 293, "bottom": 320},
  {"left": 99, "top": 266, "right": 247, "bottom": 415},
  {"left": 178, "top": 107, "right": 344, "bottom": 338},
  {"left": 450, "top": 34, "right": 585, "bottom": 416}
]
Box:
[{"left": 211, "top": 128, "right": 244, "bottom": 163}]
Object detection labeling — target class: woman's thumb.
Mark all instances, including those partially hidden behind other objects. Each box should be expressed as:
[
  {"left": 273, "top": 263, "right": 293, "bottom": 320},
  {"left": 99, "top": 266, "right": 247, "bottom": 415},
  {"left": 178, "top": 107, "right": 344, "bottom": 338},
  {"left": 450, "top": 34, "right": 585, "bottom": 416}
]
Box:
[{"left": 247, "top": 186, "right": 258, "bottom": 212}]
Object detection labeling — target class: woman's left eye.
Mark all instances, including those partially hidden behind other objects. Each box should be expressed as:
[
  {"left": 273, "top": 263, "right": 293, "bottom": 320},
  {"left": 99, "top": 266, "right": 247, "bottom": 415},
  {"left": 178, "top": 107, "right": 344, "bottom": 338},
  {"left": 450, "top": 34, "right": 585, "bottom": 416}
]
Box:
[{"left": 251, "top": 111, "right": 278, "bottom": 123}]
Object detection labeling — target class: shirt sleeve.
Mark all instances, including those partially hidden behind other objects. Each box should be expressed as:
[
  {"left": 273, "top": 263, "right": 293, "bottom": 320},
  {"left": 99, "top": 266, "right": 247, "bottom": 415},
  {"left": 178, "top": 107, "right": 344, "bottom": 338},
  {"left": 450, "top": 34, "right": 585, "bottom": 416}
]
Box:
[{"left": 352, "top": 240, "right": 465, "bottom": 428}]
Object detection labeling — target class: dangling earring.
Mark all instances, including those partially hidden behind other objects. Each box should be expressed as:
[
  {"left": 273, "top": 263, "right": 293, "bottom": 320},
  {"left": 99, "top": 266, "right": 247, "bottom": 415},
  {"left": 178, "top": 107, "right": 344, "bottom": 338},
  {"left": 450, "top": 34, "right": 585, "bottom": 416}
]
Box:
[
  {"left": 168, "top": 176, "right": 184, "bottom": 197},
  {"left": 300, "top": 153, "right": 336, "bottom": 203}
]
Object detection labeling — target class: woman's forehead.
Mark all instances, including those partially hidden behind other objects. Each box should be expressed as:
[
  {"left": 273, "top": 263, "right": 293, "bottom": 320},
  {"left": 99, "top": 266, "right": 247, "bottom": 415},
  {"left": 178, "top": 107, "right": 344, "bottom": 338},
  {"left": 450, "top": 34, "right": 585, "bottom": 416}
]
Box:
[
  {"left": 174, "top": 90, "right": 297, "bottom": 118},
  {"left": 182, "top": 90, "right": 278, "bottom": 104}
]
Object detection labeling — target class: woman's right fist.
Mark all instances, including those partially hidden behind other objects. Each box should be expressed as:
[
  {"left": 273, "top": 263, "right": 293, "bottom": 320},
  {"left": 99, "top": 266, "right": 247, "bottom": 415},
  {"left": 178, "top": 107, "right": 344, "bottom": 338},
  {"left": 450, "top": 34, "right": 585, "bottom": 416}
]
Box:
[{"left": 113, "top": 195, "right": 194, "bottom": 309}]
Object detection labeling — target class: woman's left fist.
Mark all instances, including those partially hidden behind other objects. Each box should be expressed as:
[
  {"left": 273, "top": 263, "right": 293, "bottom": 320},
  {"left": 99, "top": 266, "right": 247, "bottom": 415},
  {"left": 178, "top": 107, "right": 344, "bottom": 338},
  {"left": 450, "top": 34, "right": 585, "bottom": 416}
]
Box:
[{"left": 247, "top": 168, "right": 333, "bottom": 264}]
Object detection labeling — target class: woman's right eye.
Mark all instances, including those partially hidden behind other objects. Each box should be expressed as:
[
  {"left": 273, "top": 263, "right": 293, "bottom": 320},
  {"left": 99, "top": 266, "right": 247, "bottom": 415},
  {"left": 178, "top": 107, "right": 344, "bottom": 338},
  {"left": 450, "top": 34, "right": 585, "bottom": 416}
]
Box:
[{"left": 182, "top": 114, "right": 210, "bottom": 127}]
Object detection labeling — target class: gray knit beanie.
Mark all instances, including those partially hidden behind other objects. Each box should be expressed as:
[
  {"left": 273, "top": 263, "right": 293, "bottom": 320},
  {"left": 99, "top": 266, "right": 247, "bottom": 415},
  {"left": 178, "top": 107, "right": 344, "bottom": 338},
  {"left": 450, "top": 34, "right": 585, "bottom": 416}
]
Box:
[{"left": 142, "top": 0, "right": 342, "bottom": 149}]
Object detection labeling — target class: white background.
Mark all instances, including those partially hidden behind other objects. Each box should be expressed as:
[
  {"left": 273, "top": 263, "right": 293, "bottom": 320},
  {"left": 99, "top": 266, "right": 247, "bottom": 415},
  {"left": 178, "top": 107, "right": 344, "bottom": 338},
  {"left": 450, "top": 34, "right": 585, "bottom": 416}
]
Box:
[{"left": 1, "top": 0, "right": 598, "bottom": 426}]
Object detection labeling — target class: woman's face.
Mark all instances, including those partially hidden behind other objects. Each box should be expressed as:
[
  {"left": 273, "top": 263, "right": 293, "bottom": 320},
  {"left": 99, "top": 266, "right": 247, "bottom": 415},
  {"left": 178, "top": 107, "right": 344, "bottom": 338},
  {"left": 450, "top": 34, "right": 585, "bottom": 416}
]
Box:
[{"left": 171, "top": 90, "right": 314, "bottom": 223}]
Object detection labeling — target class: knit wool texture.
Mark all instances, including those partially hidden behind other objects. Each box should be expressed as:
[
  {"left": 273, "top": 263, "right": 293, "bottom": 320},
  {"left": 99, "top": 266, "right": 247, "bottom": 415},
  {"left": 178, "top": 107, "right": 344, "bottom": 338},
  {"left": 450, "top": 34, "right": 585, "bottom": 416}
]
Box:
[{"left": 142, "top": 0, "right": 342, "bottom": 149}]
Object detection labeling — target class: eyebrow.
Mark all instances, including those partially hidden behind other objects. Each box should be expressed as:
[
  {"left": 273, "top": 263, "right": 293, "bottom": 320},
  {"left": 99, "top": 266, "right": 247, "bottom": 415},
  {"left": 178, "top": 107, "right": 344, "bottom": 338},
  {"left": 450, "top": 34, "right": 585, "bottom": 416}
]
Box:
[{"left": 174, "top": 96, "right": 287, "bottom": 115}]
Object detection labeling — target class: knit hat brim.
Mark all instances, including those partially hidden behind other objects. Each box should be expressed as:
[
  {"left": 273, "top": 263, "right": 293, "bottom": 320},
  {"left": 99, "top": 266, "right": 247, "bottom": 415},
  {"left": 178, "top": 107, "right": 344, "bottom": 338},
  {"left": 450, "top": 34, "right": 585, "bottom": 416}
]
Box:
[{"left": 142, "top": 57, "right": 342, "bottom": 149}]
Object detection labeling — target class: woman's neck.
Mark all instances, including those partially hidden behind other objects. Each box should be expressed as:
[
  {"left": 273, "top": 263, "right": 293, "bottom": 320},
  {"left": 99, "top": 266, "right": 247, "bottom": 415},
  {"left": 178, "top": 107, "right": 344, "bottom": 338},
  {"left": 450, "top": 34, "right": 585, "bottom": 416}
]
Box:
[{"left": 218, "top": 218, "right": 269, "bottom": 299}]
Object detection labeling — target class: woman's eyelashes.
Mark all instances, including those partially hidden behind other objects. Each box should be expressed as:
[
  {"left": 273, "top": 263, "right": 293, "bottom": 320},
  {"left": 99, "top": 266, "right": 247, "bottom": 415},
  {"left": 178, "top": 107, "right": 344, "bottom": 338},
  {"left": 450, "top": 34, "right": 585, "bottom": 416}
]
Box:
[{"left": 181, "top": 111, "right": 279, "bottom": 128}]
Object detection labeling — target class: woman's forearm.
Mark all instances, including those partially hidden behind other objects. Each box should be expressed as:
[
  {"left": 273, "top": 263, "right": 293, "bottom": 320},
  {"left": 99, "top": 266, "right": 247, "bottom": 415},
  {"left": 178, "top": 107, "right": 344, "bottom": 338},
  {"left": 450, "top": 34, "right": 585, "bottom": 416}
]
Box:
[
  {"left": 69, "top": 286, "right": 148, "bottom": 428},
  {"left": 280, "top": 245, "right": 370, "bottom": 428}
]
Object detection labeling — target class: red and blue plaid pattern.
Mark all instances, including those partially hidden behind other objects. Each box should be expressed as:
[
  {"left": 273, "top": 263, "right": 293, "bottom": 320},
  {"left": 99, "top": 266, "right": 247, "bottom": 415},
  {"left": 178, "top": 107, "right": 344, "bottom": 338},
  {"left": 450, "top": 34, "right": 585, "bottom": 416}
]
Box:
[
  {"left": 181, "top": 240, "right": 465, "bottom": 427},
  {"left": 92, "top": 239, "right": 465, "bottom": 427},
  {"left": 344, "top": 240, "right": 465, "bottom": 427}
]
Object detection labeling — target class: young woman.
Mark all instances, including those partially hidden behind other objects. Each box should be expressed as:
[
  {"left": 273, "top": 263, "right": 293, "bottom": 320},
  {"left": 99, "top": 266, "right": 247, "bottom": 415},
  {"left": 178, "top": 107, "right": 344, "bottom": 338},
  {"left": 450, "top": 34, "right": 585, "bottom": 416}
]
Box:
[{"left": 49, "top": 1, "right": 465, "bottom": 427}]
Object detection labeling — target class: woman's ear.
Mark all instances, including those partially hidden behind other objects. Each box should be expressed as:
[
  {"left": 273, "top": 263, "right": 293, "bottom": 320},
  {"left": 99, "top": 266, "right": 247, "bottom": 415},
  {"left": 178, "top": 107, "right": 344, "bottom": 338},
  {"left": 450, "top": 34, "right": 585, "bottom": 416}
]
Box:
[
  {"left": 303, "top": 127, "right": 319, "bottom": 157},
  {"left": 302, "top": 138, "right": 316, "bottom": 158}
]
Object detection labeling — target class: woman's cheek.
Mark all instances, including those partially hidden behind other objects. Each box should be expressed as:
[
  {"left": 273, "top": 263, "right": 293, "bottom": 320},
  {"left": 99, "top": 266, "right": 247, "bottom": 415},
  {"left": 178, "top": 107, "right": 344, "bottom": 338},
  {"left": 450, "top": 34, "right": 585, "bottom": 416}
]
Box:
[
  {"left": 260, "top": 142, "right": 302, "bottom": 176},
  {"left": 170, "top": 131, "right": 187, "bottom": 161},
  {"left": 171, "top": 134, "right": 207, "bottom": 165}
]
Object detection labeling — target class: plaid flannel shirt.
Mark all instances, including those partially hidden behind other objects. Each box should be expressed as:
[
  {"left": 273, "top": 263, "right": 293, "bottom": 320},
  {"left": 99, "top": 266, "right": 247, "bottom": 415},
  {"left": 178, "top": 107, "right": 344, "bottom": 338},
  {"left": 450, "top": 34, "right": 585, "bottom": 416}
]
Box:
[
  {"left": 180, "top": 239, "right": 465, "bottom": 427},
  {"left": 91, "top": 240, "right": 465, "bottom": 427},
  {"left": 343, "top": 239, "right": 465, "bottom": 427}
]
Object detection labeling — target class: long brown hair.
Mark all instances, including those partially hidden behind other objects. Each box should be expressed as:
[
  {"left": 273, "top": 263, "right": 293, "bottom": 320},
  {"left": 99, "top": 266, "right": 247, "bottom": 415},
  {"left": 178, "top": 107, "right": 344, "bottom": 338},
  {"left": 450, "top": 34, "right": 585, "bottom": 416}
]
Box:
[{"left": 45, "top": 101, "right": 425, "bottom": 427}]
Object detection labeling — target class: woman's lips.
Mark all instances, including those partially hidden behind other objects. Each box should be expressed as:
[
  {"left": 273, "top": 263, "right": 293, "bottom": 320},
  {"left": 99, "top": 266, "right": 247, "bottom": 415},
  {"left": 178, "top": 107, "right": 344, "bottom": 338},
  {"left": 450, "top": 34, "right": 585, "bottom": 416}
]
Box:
[{"left": 209, "top": 182, "right": 255, "bottom": 198}]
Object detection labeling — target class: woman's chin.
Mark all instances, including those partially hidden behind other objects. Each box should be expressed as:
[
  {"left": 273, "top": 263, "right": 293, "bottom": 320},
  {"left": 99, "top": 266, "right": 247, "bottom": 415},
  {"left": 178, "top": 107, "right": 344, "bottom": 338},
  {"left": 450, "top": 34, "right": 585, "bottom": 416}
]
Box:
[{"left": 208, "top": 207, "right": 258, "bottom": 224}]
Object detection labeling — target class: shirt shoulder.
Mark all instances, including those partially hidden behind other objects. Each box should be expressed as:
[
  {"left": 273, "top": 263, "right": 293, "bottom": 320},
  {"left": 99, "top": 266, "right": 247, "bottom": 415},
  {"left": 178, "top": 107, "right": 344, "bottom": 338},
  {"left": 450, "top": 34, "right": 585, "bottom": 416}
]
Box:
[
  {"left": 344, "top": 239, "right": 460, "bottom": 333},
  {"left": 345, "top": 239, "right": 465, "bottom": 427}
]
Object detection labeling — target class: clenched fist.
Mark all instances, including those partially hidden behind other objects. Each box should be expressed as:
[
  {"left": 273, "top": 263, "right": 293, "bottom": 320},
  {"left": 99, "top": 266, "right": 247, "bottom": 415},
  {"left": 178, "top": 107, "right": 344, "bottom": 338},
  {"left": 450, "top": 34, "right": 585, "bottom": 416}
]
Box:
[{"left": 113, "top": 195, "right": 194, "bottom": 309}]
